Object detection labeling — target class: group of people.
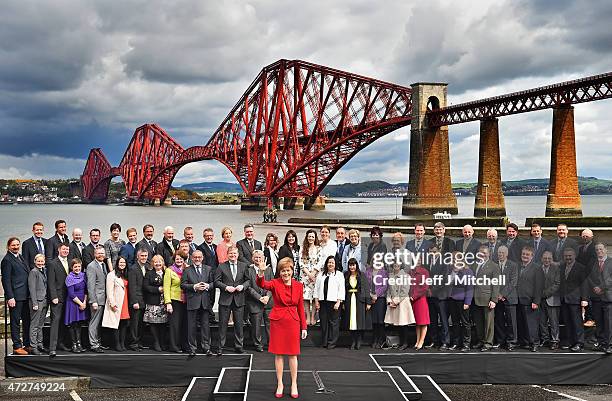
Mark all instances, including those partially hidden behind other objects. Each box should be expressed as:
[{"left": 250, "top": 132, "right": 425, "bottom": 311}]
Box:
[{"left": 2, "top": 220, "right": 612, "bottom": 359}]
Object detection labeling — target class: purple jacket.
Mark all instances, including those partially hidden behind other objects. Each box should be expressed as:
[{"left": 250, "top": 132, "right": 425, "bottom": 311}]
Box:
[
  {"left": 366, "top": 268, "right": 388, "bottom": 298},
  {"left": 449, "top": 268, "right": 474, "bottom": 305}
]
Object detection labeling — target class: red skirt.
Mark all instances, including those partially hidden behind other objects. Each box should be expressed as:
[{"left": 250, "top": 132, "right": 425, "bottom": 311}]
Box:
[
  {"left": 268, "top": 309, "right": 301, "bottom": 355},
  {"left": 411, "top": 296, "right": 430, "bottom": 325}
]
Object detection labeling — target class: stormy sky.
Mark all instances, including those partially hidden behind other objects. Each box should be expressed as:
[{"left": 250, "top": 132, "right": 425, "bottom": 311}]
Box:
[{"left": 1, "top": 0, "right": 611, "bottom": 185}]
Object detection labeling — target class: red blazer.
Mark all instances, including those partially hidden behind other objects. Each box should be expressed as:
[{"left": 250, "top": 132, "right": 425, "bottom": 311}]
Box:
[
  {"left": 257, "top": 276, "right": 307, "bottom": 331},
  {"left": 409, "top": 266, "right": 430, "bottom": 300}
]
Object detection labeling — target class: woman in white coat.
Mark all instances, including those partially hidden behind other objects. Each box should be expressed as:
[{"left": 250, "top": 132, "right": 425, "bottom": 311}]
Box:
[
  {"left": 102, "top": 256, "right": 130, "bottom": 351},
  {"left": 314, "top": 256, "right": 345, "bottom": 349}
]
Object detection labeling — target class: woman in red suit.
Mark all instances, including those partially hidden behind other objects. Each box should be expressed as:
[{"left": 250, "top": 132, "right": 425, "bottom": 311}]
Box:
[
  {"left": 409, "top": 263, "right": 430, "bottom": 350},
  {"left": 256, "top": 256, "right": 307, "bottom": 399}
]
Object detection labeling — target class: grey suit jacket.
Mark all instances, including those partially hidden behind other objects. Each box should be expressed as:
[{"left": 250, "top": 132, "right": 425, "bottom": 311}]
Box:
[
  {"left": 542, "top": 264, "right": 561, "bottom": 307},
  {"left": 87, "top": 260, "right": 107, "bottom": 305},
  {"left": 236, "top": 238, "right": 263, "bottom": 265},
  {"left": 181, "top": 264, "right": 214, "bottom": 311},
  {"left": 28, "top": 267, "right": 48, "bottom": 303},
  {"left": 472, "top": 260, "right": 501, "bottom": 306},
  {"left": 215, "top": 261, "right": 250, "bottom": 306},
  {"left": 498, "top": 259, "right": 518, "bottom": 305},
  {"left": 246, "top": 264, "right": 273, "bottom": 313},
  {"left": 589, "top": 257, "right": 612, "bottom": 302}
]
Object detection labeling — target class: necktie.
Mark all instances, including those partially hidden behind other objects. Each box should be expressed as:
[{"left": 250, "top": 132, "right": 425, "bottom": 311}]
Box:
[
  {"left": 557, "top": 239, "right": 564, "bottom": 254},
  {"left": 209, "top": 244, "right": 215, "bottom": 256},
  {"left": 248, "top": 240, "right": 254, "bottom": 250},
  {"left": 500, "top": 262, "right": 505, "bottom": 274},
  {"left": 437, "top": 238, "right": 442, "bottom": 249},
  {"left": 565, "top": 263, "right": 572, "bottom": 279},
  {"left": 61, "top": 258, "right": 68, "bottom": 274},
  {"left": 79, "top": 242, "right": 85, "bottom": 251},
  {"left": 339, "top": 242, "right": 345, "bottom": 257},
  {"left": 599, "top": 260, "right": 604, "bottom": 272},
  {"left": 416, "top": 240, "right": 421, "bottom": 250},
  {"left": 190, "top": 243, "right": 196, "bottom": 252},
  {"left": 534, "top": 239, "right": 539, "bottom": 252},
  {"left": 36, "top": 238, "right": 43, "bottom": 254},
  {"left": 231, "top": 263, "right": 237, "bottom": 280}
]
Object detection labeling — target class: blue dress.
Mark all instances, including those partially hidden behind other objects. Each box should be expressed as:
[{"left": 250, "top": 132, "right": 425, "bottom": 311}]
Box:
[{"left": 64, "top": 275, "right": 89, "bottom": 325}]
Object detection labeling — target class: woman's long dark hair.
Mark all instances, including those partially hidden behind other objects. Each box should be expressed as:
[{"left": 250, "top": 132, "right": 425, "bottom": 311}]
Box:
[
  {"left": 114, "top": 256, "right": 129, "bottom": 279},
  {"left": 301, "top": 229, "right": 319, "bottom": 260},
  {"left": 283, "top": 230, "right": 298, "bottom": 249},
  {"left": 322, "top": 255, "right": 337, "bottom": 275}
]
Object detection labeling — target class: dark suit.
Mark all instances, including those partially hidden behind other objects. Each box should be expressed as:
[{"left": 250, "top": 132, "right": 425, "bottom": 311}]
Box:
[
  {"left": 426, "top": 260, "right": 451, "bottom": 346},
  {"left": 588, "top": 258, "right": 612, "bottom": 347},
  {"left": 47, "top": 257, "right": 69, "bottom": 352},
  {"left": 471, "top": 260, "right": 501, "bottom": 347},
  {"left": 155, "top": 239, "right": 179, "bottom": 267},
  {"left": 540, "top": 264, "right": 561, "bottom": 344},
  {"left": 517, "top": 261, "right": 545, "bottom": 346},
  {"left": 1, "top": 252, "right": 31, "bottom": 349},
  {"left": 503, "top": 237, "right": 527, "bottom": 264},
  {"left": 68, "top": 241, "right": 86, "bottom": 264},
  {"left": 494, "top": 259, "right": 519, "bottom": 346},
  {"left": 236, "top": 238, "right": 263, "bottom": 265},
  {"left": 81, "top": 243, "right": 97, "bottom": 269},
  {"left": 22, "top": 236, "right": 47, "bottom": 270},
  {"left": 559, "top": 261, "right": 588, "bottom": 346},
  {"left": 246, "top": 264, "right": 273, "bottom": 348},
  {"left": 135, "top": 238, "right": 158, "bottom": 262},
  {"left": 120, "top": 242, "right": 138, "bottom": 267},
  {"left": 455, "top": 238, "right": 482, "bottom": 256},
  {"left": 128, "top": 262, "right": 149, "bottom": 348},
  {"left": 45, "top": 233, "right": 69, "bottom": 261},
  {"left": 198, "top": 241, "right": 219, "bottom": 315},
  {"left": 215, "top": 260, "right": 250, "bottom": 350},
  {"left": 484, "top": 240, "right": 501, "bottom": 263},
  {"left": 550, "top": 237, "right": 579, "bottom": 263},
  {"left": 531, "top": 237, "right": 553, "bottom": 264},
  {"left": 335, "top": 239, "right": 350, "bottom": 268},
  {"left": 429, "top": 236, "right": 455, "bottom": 255},
  {"left": 181, "top": 264, "right": 214, "bottom": 352}
]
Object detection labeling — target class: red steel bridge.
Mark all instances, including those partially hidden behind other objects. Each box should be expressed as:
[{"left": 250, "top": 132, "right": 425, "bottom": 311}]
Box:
[{"left": 81, "top": 59, "right": 612, "bottom": 215}]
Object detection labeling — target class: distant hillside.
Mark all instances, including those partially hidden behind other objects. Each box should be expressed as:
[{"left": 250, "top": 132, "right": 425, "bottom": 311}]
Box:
[{"left": 180, "top": 182, "right": 242, "bottom": 193}]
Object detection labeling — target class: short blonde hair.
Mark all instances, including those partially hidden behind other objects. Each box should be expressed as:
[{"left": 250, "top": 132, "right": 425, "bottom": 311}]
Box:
[
  {"left": 221, "top": 226, "right": 233, "bottom": 237},
  {"left": 151, "top": 255, "right": 166, "bottom": 268},
  {"left": 348, "top": 229, "right": 360, "bottom": 238},
  {"left": 391, "top": 232, "right": 404, "bottom": 245}
]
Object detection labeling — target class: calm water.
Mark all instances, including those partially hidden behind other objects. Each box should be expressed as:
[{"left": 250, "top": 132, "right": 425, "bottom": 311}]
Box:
[{"left": 1, "top": 195, "right": 611, "bottom": 246}]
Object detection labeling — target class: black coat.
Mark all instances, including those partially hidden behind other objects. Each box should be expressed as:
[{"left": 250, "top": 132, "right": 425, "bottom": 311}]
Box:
[
  {"left": 68, "top": 241, "right": 86, "bottom": 264},
  {"left": 47, "top": 257, "right": 68, "bottom": 303},
  {"left": 135, "top": 238, "right": 158, "bottom": 262},
  {"left": 1, "top": 253, "right": 30, "bottom": 301},
  {"left": 430, "top": 236, "right": 456, "bottom": 255},
  {"left": 342, "top": 271, "right": 372, "bottom": 330},
  {"left": 198, "top": 241, "right": 219, "bottom": 269},
  {"left": 559, "top": 261, "right": 589, "bottom": 304},
  {"left": 181, "top": 264, "right": 214, "bottom": 310},
  {"left": 128, "top": 262, "right": 150, "bottom": 308},
  {"left": 215, "top": 261, "right": 250, "bottom": 307},
  {"left": 22, "top": 236, "right": 48, "bottom": 270},
  {"left": 81, "top": 243, "right": 97, "bottom": 270},
  {"left": 550, "top": 237, "right": 579, "bottom": 263},
  {"left": 143, "top": 269, "right": 165, "bottom": 305},
  {"left": 236, "top": 238, "right": 263, "bottom": 265},
  {"left": 504, "top": 237, "right": 527, "bottom": 264},
  {"left": 577, "top": 242, "right": 597, "bottom": 271},
  {"left": 45, "top": 233, "right": 69, "bottom": 261},
  {"left": 155, "top": 239, "right": 179, "bottom": 267},
  {"left": 517, "top": 261, "right": 544, "bottom": 305}
]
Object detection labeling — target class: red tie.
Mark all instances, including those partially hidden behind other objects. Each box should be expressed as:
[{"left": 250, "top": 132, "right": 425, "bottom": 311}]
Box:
[{"left": 599, "top": 260, "right": 604, "bottom": 272}]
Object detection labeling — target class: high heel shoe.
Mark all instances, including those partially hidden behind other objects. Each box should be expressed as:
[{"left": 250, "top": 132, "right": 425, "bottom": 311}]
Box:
[
  {"left": 290, "top": 393, "right": 299, "bottom": 399},
  {"left": 275, "top": 393, "right": 284, "bottom": 398}
]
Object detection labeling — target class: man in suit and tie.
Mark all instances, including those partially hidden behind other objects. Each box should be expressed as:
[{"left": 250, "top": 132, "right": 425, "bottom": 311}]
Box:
[
  {"left": 181, "top": 250, "right": 215, "bottom": 356},
  {"left": 119, "top": 227, "right": 139, "bottom": 266},
  {"left": 578, "top": 229, "right": 597, "bottom": 328},
  {"left": 47, "top": 243, "right": 71, "bottom": 356},
  {"left": 1, "top": 237, "right": 31, "bottom": 355},
  {"left": 45, "top": 219, "right": 69, "bottom": 261},
  {"left": 430, "top": 222, "right": 456, "bottom": 256},
  {"left": 198, "top": 228, "right": 219, "bottom": 323},
  {"left": 559, "top": 247, "right": 589, "bottom": 351},
  {"left": 246, "top": 250, "right": 274, "bottom": 352},
  {"left": 517, "top": 246, "right": 545, "bottom": 352},
  {"left": 455, "top": 225, "right": 482, "bottom": 257},
  {"left": 539, "top": 251, "right": 561, "bottom": 349},
  {"left": 127, "top": 248, "right": 150, "bottom": 351},
  {"left": 215, "top": 246, "right": 250, "bottom": 355},
  {"left": 530, "top": 223, "right": 553, "bottom": 264},
  {"left": 589, "top": 243, "right": 612, "bottom": 352},
  {"left": 183, "top": 226, "right": 198, "bottom": 255},
  {"left": 87, "top": 247, "right": 108, "bottom": 353},
  {"left": 471, "top": 245, "right": 501, "bottom": 351},
  {"left": 406, "top": 223, "right": 431, "bottom": 257},
  {"left": 22, "top": 222, "right": 47, "bottom": 270},
  {"left": 335, "top": 226, "right": 350, "bottom": 267},
  {"left": 504, "top": 223, "right": 527, "bottom": 264},
  {"left": 485, "top": 229, "right": 501, "bottom": 263},
  {"left": 494, "top": 245, "right": 519, "bottom": 350},
  {"left": 81, "top": 228, "right": 101, "bottom": 268},
  {"left": 551, "top": 223, "right": 579, "bottom": 263},
  {"left": 135, "top": 224, "right": 157, "bottom": 262},
  {"left": 68, "top": 228, "right": 87, "bottom": 264},
  {"left": 236, "top": 224, "right": 263, "bottom": 265},
  {"left": 155, "top": 226, "right": 179, "bottom": 267}
]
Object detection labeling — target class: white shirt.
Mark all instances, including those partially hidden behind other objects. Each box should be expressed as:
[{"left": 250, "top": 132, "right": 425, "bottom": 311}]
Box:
[{"left": 320, "top": 240, "right": 338, "bottom": 261}]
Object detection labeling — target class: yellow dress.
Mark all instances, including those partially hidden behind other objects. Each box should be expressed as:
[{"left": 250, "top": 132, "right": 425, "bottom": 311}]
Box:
[{"left": 349, "top": 275, "right": 357, "bottom": 330}]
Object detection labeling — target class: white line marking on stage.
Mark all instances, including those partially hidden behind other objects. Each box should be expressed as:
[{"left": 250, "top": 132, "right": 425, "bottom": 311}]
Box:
[
  {"left": 531, "top": 385, "right": 588, "bottom": 401},
  {"left": 214, "top": 367, "right": 248, "bottom": 394},
  {"left": 69, "top": 390, "right": 83, "bottom": 401},
  {"left": 180, "top": 377, "right": 219, "bottom": 401},
  {"left": 408, "top": 375, "right": 452, "bottom": 401},
  {"left": 383, "top": 366, "right": 422, "bottom": 395}
]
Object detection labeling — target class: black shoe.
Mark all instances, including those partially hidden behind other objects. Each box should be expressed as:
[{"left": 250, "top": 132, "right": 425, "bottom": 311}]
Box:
[
  {"left": 327, "top": 344, "right": 336, "bottom": 350},
  {"left": 100, "top": 345, "right": 110, "bottom": 350},
  {"left": 605, "top": 347, "right": 612, "bottom": 355},
  {"left": 448, "top": 345, "right": 458, "bottom": 351},
  {"left": 255, "top": 346, "right": 264, "bottom": 352},
  {"left": 188, "top": 351, "right": 196, "bottom": 357},
  {"left": 439, "top": 344, "right": 449, "bottom": 351},
  {"left": 530, "top": 345, "right": 538, "bottom": 352},
  {"left": 492, "top": 343, "right": 501, "bottom": 349},
  {"left": 91, "top": 347, "right": 104, "bottom": 353},
  {"left": 480, "top": 346, "right": 491, "bottom": 352},
  {"left": 216, "top": 350, "right": 223, "bottom": 357},
  {"left": 550, "top": 342, "right": 559, "bottom": 350},
  {"left": 506, "top": 344, "right": 515, "bottom": 351},
  {"left": 561, "top": 345, "right": 570, "bottom": 350},
  {"left": 398, "top": 344, "right": 409, "bottom": 351},
  {"left": 592, "top": 344, "right": 605, "bottom": 352},
  {"left": 205, "top": 350, "right": 213, "bottom": 356},
  {"left": 234, "top": 348, "right": 244, "bottom": 354},
  {"left": 128, "top": 345, "right": 140, "bottom": 351},
  {"left": 58, "top": 344, "right": 71, "bottom": 352},
  {"left": 570, "top": 344, "right": 583, "bottom": 352},
  {"left": 473, "top": 342, "right": 484, "bottom": 349},
  {"left": 152, "top": 343, "right": 162, "bottom": 352},
  {"left": 30, "top": 348, "right": 41, "bottom": 355},
  {"left": 39, "top": 347, "right": 49, "bottom": 354},
  {"left": 49, "top": 351, "right": 57, "bottom": 358},
  {"left": 71, "top": 344, "right": 79, "bottom": 353},
  {"left": 461, "top": 346, "right": 471, "bottom": 352},
  {"left": 424, "top": 342, "right": 436, "bottom": 349}
]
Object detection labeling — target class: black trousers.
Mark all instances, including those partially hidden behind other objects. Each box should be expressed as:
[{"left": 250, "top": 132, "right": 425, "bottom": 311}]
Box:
[
  {"left": 319, "top": 301, "right": 340, "bottom": 347},
  {"left": 591, "top": 300, "right": 610, "bottom": 346},
  {"left": 561, "top": 302, "right": 584, "bottom": 346},
  {"left": 427, "top": 298, "right": 450, "bottom": 345},
  {"left": 129, "top": 307, "right": 144, "bottom": 347},
  {"left": 49, "top": 302, "right": 67, "bottom": 352},
  {"left": 494, "top": 301, "right": 517, "bottom": 345},
  {"left": 219, "top": 302, "right": 244, "bottom": 350},
  {"left": 188, "top": 307, "right": 211, "bottom": 352},
  {"left": 9, "top": 300, "right": 30, "bottom": 349},
  {"left": 448, "top": 299, "right": 471, "bottom": 347},
  {"left": 517, "top": 304, "right": 540, "bottom": 346},
  {"left": 168, "top": 300, "right": 187, "bottom": 351}
]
